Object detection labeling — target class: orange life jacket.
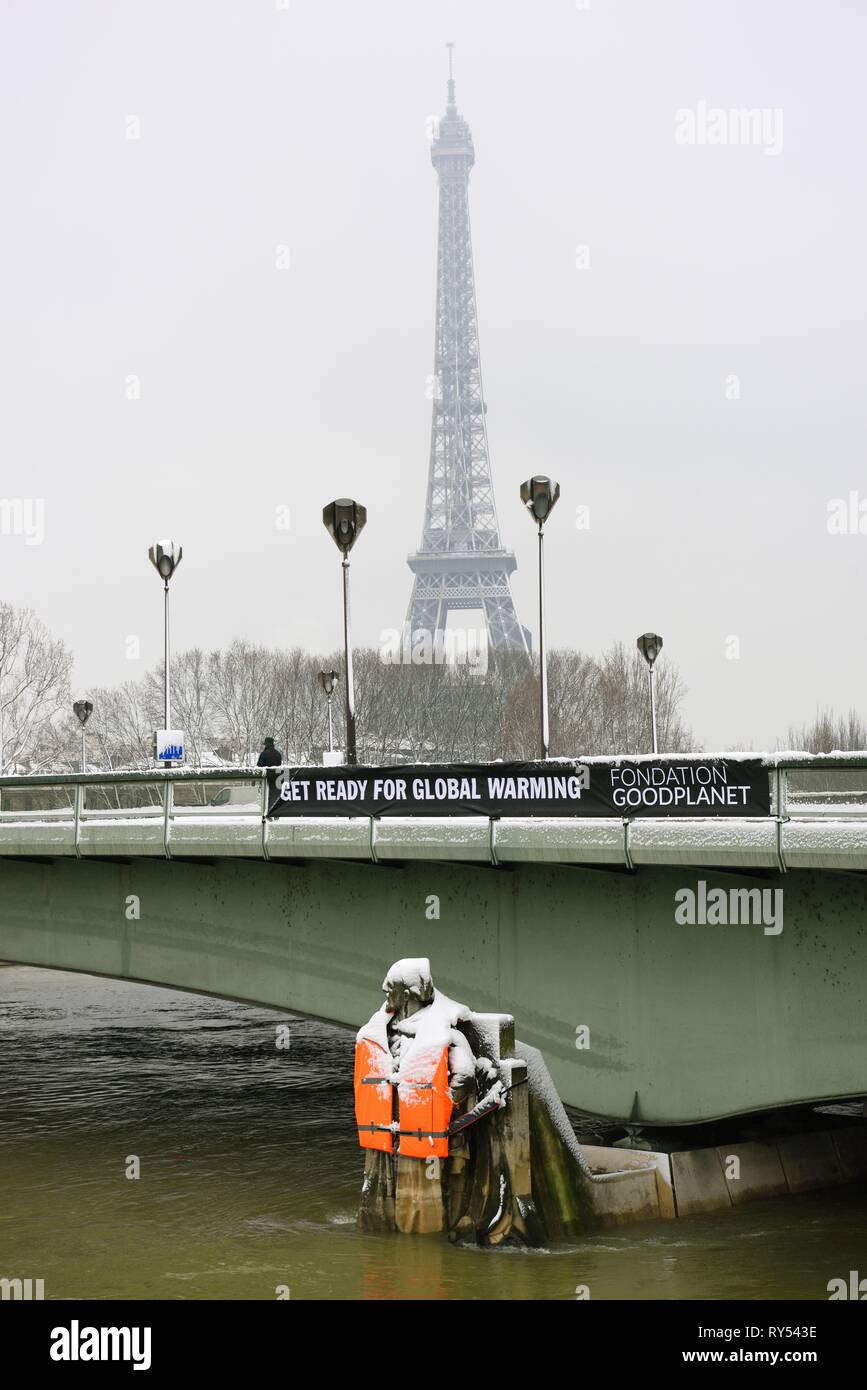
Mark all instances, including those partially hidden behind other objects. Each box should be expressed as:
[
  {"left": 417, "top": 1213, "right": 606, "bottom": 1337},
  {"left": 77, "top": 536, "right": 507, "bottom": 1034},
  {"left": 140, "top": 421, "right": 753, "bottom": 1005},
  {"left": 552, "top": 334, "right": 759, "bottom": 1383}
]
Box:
[
  {"left": 354, "top": 1039, "right": 453, "bottom": 1158},
  {"left": 354, "top": 1038, "right": 394, "bottom": 1153}
]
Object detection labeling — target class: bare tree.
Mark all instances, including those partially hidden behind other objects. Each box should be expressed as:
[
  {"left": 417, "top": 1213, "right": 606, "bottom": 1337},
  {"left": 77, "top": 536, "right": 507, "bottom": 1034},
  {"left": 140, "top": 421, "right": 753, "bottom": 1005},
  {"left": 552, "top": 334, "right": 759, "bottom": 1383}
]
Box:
[
  {"left": 1, "top": 601, "right": 698, "bottom": 770},
  {"left": 0, "top": 603, "right": 72, "bottom": 772},
  {"left": 783, "top": 708, "right": 867, "bottom": 754},
  {"left": 86, "top": 680, "right": 159, "bottom": 769},
  {"left": 587, "top": 644, "right": 695, "bottom": 755},
  {"left": 269, "top": 647, "right": 327, "bottom": 762},
  {"left": 147, "top": 648, "right": 215, "bottom": 767},
  {"left": 208, "top": 640, "right": 282, "bottom": 762}
]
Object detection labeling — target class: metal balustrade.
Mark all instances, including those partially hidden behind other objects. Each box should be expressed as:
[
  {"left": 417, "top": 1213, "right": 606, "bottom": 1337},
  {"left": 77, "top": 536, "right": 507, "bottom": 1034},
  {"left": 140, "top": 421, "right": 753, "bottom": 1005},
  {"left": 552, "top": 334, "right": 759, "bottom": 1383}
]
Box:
[{"left": 1, "top": 757, "right": 867, "bottom": 869}]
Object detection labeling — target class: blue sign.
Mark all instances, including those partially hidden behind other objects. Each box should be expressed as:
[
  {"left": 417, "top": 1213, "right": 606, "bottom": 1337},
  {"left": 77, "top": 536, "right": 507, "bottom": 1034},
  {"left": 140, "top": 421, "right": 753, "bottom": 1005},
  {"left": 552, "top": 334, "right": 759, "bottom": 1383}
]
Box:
[{"left": 155, "top": 730, "right": 185, "bottom": 764}]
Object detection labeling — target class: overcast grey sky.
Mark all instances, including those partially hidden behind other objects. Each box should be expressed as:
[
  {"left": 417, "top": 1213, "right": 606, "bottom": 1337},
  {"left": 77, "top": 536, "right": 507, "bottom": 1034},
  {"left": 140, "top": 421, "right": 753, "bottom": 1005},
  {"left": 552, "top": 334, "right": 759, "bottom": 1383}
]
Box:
[{"left": 1, "top": 0, "right": 865, "bottom": 750}]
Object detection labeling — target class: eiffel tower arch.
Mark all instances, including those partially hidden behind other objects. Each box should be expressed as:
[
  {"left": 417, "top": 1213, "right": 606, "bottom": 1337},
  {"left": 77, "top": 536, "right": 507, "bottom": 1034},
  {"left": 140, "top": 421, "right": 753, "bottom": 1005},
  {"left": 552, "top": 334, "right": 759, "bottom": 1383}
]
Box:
[{"left": 405, "top": 50, "right": 530, "bottom": 655}]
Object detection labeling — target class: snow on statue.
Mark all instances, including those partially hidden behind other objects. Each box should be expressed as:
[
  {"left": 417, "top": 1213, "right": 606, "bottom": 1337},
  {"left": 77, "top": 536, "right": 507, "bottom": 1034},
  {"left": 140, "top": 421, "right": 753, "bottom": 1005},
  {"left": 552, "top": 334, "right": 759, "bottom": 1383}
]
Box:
[{"left": 354, "top": 957, "right": 542, "bottom": 1243}]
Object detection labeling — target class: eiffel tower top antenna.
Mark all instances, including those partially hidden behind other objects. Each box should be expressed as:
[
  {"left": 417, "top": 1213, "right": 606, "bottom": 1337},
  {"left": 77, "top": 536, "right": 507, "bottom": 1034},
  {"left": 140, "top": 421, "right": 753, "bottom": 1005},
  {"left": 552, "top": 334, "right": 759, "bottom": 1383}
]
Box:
[{"left": 446, "top": 41, "right": 456, "bottom": 109}]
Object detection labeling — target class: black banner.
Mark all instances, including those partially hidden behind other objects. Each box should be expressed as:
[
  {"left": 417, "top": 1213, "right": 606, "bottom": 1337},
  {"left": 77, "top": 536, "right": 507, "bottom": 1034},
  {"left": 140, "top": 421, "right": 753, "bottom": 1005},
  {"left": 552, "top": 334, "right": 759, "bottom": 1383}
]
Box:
[{"left": 266, "top": 758, "right": 770, "bottom": 819}]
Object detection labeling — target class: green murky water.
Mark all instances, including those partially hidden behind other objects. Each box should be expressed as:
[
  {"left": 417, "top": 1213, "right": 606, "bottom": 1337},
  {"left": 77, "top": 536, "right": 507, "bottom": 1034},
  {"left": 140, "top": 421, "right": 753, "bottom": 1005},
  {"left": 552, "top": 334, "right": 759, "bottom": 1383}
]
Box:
[{"left": 1, "top": 965, "right": 864, "bottom": 1300}]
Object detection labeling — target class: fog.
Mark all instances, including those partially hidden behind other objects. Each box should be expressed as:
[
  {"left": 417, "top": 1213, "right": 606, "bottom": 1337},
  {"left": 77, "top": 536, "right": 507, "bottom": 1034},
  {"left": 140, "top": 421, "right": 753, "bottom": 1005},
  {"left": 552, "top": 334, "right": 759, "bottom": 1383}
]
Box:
[{"left": 1, "top": 0, "right": 865, "bottom": 750}]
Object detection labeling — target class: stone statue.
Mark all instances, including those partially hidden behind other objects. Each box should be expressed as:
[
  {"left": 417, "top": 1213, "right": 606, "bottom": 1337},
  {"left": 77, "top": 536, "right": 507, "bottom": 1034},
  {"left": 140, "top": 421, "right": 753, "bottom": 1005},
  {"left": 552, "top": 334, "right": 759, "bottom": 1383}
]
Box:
[{"left": 354, "top": 957, "right": 541, "bottom": 1244}]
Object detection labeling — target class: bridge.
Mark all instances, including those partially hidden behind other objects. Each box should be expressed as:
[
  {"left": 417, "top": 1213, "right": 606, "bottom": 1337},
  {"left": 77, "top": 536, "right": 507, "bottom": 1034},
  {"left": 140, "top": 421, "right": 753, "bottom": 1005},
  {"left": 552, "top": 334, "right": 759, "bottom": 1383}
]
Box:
[{"left": 0, "top": 754, "right": 864, "bottom": 1129}]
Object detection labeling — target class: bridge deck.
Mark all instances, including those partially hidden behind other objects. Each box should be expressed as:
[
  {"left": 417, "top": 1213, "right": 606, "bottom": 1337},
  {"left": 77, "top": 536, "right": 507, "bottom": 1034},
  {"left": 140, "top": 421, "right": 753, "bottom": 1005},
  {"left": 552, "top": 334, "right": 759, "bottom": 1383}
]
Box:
[
  {"left": 1, "top": 757, "right": 866, "bottom": 870},
  {"left": 1, "top": 757, "right": 864, "bottom": 1124}
]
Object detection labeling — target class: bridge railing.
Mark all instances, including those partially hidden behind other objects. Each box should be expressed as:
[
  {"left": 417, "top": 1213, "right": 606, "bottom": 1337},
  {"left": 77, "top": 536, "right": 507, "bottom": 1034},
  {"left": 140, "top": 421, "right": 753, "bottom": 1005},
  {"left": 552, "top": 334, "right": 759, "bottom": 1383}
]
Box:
[
  {"left": 2, "top": 757, "right": 867, "bottom": 868},
  {"left": 774, "top": 763, "right": 867, "bottom": 817},
  {"left": 0, "top": 770, "right": 270, "bottom": 858}
]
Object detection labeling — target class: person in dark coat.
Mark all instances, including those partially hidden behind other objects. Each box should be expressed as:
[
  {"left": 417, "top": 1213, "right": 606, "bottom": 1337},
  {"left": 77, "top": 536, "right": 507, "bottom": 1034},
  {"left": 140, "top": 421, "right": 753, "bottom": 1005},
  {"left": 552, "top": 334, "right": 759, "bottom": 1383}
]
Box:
[{"left": 256, "top": 737, "right": 283, "bottom": 767}]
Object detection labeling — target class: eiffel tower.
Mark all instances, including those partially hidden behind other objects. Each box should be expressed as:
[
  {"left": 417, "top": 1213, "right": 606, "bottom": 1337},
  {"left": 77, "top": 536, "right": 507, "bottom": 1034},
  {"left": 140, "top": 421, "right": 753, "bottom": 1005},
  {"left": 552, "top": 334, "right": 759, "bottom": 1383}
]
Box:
[{"left": 405, "top": 48, "right": 529, "bottom": 654}]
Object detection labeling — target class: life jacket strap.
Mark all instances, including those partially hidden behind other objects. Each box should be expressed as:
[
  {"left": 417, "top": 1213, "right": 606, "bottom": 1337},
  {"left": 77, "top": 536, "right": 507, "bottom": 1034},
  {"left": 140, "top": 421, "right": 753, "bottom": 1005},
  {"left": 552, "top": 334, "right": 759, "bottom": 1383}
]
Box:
[
  {"left": 357, "top": 1124, "right": 449, "bottom": 1139},
  {"left": 361, "top": 1077, "right": 434, "bottom": 1090}
]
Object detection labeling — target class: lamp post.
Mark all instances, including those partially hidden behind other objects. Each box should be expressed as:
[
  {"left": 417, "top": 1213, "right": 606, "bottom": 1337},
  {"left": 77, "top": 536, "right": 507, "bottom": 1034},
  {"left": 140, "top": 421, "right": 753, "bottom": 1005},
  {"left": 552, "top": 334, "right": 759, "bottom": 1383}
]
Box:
[
  {"left": 637, "top": 632, "right": 663, "bottom": 754},
  {"left": 318, "top": 669, "right": 340, "bottom": 753},
  {"left": 73, "top": 700, "right": 93, "bottom": 773},
  {"left": 322, "top": 500, "right": 366, "bottom": 766},
  {"left": 148, "top": 539, "right": 183, "bottom": 754},
  {"left": 520, "top": 475, "right": 560, "bottom": 759}
]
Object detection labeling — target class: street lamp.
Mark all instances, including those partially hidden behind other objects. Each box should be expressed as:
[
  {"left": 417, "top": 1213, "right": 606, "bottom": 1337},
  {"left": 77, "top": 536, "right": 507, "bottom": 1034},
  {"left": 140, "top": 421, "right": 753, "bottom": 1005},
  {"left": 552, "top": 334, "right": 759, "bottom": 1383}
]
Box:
[
  {"left": 637, "top": 632, "right": 664, "bottom": 754},
  {"left": 520, "top": 475, "right": 561, "bottom": 759},
  {"left": 73, "top": 700, "right": 93, "bottom": 773},
  {"left": 322, "top": 500, "right": 366, "bottom": 766},
  {"left": 148, "top": 540, "right": 182, "bottom": 761},
  {"left": 318, "top": 669, "right": 340, "bottom": 754}
]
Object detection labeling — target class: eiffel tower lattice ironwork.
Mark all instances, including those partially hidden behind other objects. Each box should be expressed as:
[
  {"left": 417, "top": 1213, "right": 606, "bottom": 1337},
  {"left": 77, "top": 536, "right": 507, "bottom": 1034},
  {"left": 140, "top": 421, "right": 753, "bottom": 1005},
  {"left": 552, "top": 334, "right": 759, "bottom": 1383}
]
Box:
[{"left": 405, "top": 48, "right": 530, "bottom": 654}]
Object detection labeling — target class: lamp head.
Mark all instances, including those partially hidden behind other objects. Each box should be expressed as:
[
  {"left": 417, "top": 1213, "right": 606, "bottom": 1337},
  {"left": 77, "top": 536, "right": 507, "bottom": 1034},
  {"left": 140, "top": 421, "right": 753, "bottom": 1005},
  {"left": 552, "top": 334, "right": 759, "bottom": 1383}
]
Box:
[
  {"left": 148, "top": 539, "right": 183, "bottom": 582},
  {"left": 637, "top": 632, "right": 664, "bottom": 667},
  {"left": 318, "top": 669, "right": 340, "bottom": 697},
  {"left": 520, "top": 475, "right": 561, "bottom": 524},
  {"left": 73, "top": 700, "right": 93, "bottom": 727},
  {"left": 323, "top": 499, "right": 366, "bottom": 555}
]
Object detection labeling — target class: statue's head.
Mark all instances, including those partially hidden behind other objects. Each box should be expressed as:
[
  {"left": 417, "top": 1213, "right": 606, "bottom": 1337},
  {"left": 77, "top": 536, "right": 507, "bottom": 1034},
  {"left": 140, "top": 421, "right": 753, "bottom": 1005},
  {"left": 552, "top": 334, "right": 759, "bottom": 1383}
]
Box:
[{"left": 382, "top": 957, "right": 434, "bottom": 1016}]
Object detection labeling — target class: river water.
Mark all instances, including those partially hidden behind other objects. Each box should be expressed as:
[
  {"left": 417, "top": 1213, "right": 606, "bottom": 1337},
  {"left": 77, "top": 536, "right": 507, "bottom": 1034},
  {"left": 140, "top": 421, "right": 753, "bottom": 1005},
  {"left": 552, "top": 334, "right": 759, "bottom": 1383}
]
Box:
[{"left": 1, "top": 964, "right": 864, "bottom": 1301}]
